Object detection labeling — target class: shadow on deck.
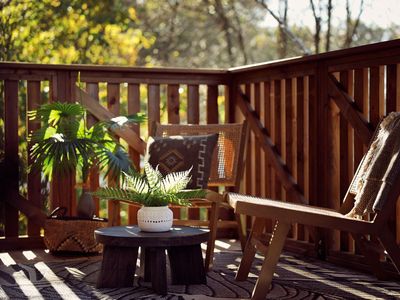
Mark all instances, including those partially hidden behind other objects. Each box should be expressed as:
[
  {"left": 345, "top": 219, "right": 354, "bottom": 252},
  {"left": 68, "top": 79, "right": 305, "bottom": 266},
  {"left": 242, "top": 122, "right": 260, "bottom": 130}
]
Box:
[{"left": 0, "top": 239, "right": 399, "bottom": 299}]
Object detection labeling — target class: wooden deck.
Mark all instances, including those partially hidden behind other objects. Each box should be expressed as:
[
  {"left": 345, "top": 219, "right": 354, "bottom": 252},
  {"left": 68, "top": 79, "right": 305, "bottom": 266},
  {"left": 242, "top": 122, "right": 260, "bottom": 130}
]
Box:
[
  {"left": 1, "top": 39, "right": 400, "bottom": 281},
  {"left": 0, "top": 239, "right": 399, "bottom": 299}
]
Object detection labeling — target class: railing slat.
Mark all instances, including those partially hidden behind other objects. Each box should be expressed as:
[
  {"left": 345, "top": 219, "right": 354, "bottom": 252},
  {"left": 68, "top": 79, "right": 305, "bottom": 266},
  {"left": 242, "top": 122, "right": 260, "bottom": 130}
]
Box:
[
  {"left": 27, "top": 80, "right": 42, "bottom": 237},
  {"left": 386, "top": 64, "right": 397, "bottom": 114},
  {"left": 187, "top": 85, "right": 199, "bottom": 124},
  {"left": 254, "top": 83, "right": 261, "bottom": 197},
  {"left": 307, "top": 75, "right": 318, "bottom": 208},
  {"left": 327, "top": 90, "right": 341, "bottom": 251},
  {"left": 107, "top": 83, "right": 121, "bottom": 224},
  {"left": 207, "top": 85, "right": 219, "bottom": 124},
  {"left": 127, "top": 83, "right": 141, "bottom": 225},
  {"left": 286, "top": 78, "right": 296, "bottom": 239},
  {"left": 296, "top": 77, "right": 306, "bottom": 241},
  {"left": 263, "top": 81, "right": 273, "bottom": 233},
  {"left": 370, "top": 66, "right": 385, "bottom": 126},
  {"left": 244, "top": 84, "right": 252, "bottom": 197},
  {"left": 167, "top": 84, "right": 180, "bottom": 124},
  {"left": 396, "top": 64, "right": 400, "bottom": 246},
  {"left": 274, "top": 80, "right": 282, "bottom": 200},
  {"left": 339, "top": 71, "right": 354, "bottom": 253},
  {"left": 167, "top": 84, "right": 181, "bottom": 219},
  {"left": 385, "top": 65, "right": 399, "bottom": 247},
  {"left": 4, "top": 80, "right": 20, "bottom": 237},
  {"left": 263, "top": 82, "right": 272, "bottom": 199},
  {"left": 50, "top": 72, "right": 77, "bottom": 215},
  {"left": 86, "top": 83, "right": 100, "bottom": 216},
  {"left": 148, "top": 84, "right": 160, "bottom": 134},
  {"left": 187, "top": 84, "right": 201, "bottom": 220}
]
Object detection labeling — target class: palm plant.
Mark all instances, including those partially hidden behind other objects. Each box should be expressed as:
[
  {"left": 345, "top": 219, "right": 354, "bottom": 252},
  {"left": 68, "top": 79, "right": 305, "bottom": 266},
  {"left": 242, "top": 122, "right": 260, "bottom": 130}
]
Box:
[
  {"left": 93, "top": 162, "right": 205, "bottom": 207},
  {"left": 29, "top": 101, "right": 146, "bottom": 184}
]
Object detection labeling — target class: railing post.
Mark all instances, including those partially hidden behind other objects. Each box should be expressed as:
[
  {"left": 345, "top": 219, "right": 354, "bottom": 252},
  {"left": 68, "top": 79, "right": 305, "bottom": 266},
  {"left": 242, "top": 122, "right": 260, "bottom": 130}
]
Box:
[
  {"left": 315, "top": 62, "right": 330, "bottom": 258},
  {"left": 49, "top": 71, "right": 77, "bottom": 216},
  {"left": 4, "top": 80, "right": 20, "bottom": 237},
  {"left": 27, "top": 80, "right": 42, "bottom": 237}
]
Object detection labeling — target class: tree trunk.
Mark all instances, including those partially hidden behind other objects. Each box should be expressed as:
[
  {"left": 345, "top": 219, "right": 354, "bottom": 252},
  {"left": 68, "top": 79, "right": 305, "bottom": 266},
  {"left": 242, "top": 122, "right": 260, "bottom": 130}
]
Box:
[
  {"left": 325, "top": 0, "right": 333, "bottom": 51},
  {"left": 278, "top": 0, "right": 288, "bottom": 58}
]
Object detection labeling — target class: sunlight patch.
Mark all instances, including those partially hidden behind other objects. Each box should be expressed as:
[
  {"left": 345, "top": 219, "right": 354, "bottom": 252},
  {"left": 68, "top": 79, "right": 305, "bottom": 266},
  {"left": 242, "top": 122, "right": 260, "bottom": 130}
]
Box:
[{"left": 0, "top": 253, "right": 16, "bottom": 266}]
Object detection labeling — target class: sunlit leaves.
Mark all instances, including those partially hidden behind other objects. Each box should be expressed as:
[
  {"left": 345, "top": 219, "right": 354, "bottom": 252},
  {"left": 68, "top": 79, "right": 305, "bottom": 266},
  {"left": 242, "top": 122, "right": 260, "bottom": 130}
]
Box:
[
  {"left": 1, "top": 0, "right": 153, "bottom": 64},
  {"left": 93, "top": 162, "right": 205, "bottom": 207},
  {"left": 29, "top": 101, "right": 142, "bottom": 183}
]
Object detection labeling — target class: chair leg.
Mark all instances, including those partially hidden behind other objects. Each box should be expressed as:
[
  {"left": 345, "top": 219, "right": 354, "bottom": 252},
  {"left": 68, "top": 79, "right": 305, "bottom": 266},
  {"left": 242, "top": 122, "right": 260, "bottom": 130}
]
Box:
[
  {"left": 252, "top": 220, "right": 290, "bottom": 300},
  {"left": 377, "top": 228, "right": 400, "bottom": 274},
  {"left": 235, "top": 213, "right": 247, "bottom": 251},
  {"left": 352, "top": 233, "right": 390, "bottom": 280},
  {"left": 108, "top": 200, "right": 120, "bottom": 227},
  {"left": 205, "top": 201, "right": 220, "bottom": 272},
  {"left": 236, "top": 217, "right": 265, "bottom": 281}
]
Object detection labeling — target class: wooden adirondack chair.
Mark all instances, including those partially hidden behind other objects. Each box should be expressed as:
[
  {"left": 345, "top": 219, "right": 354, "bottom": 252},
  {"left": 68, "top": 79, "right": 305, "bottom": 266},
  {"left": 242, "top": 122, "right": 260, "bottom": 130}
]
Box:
[
  {"left": 110, "top": 122, "right": 249, "bottom": 271},
  {"left": 226, "top": 113, "right": 400, "bottom": 299}
]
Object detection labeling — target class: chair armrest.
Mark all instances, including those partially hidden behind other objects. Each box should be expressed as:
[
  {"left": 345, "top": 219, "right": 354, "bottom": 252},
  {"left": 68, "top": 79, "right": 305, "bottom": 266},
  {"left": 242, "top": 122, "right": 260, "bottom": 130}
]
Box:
[{"left": 205, "top": 189, "right": 225, "bottom": 202}]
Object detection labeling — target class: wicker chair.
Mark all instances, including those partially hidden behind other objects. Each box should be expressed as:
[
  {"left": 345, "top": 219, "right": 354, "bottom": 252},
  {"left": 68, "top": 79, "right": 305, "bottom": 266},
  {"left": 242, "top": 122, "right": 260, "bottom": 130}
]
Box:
[
  {"left": 150, "top": 121, "right": 249, "bottom": 271},
  {"left": 109, "top": 122, "right": 248, "bottom": 270}
]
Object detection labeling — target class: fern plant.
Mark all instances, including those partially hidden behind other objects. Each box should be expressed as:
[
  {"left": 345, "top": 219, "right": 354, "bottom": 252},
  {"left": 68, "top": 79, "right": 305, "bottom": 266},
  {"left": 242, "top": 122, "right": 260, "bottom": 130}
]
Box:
[{"left": 93, "top": 162, "right": 205, "bottom": 207}]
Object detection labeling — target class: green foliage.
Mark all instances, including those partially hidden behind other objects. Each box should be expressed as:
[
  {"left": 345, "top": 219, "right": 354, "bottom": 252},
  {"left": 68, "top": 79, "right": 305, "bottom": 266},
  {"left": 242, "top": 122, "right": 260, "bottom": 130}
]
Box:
[
  {"left": 29, "top": 101, "right": 146, "bottom": 182},
  {"left": 93, "top": 162, "right": 205, "bottom": 207},
  {"left": 2, "top": 0, "right": 399, "bottom": 67},
  {"left": 0, "top": 0, "right": 152, "bottom": 64}
]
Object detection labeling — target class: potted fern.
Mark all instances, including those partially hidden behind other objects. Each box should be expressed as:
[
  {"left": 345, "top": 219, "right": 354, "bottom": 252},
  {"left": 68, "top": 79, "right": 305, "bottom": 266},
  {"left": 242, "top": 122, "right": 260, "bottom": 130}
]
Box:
[
  {"left": 93, "top": 162, "right": 205, "bottom": 232},
  {"left": 29, "top": 101, "right": 146, "bottom": 218}
]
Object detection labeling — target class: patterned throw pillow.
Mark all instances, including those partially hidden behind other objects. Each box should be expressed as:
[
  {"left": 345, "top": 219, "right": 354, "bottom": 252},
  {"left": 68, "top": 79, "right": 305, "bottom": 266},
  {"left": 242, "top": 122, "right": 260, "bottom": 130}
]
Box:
[{"left": 147, "top": 134, "right": 218, "bottom": 189}]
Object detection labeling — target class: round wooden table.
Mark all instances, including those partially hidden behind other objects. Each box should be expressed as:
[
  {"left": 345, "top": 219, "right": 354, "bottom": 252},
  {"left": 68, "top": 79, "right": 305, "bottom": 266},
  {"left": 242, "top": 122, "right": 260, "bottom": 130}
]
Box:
[{"left": 95, "top": 225, "right": 209, "bottom": 295}]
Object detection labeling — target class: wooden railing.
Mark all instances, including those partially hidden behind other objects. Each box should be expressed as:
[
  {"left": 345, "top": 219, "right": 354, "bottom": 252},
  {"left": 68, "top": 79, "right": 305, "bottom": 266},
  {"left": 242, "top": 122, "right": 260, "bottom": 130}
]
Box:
[
  {"left": 1, "top": 39, "right": 400, "bottom": 275},
  {"left": 229, "top": 39, "right": 400, "bottom": 272},
  {"left": 0, "top": 63, "right": 230, "bottom": 249}
]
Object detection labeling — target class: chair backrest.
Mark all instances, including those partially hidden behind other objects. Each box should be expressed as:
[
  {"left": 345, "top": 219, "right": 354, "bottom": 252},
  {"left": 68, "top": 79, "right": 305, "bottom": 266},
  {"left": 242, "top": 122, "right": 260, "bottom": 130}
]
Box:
[
  {"left": 152, "top": 122, "right": 248, "bottom": 189},
  {"left": 342, "top": 113, "right": 400, "bottom": 219}
]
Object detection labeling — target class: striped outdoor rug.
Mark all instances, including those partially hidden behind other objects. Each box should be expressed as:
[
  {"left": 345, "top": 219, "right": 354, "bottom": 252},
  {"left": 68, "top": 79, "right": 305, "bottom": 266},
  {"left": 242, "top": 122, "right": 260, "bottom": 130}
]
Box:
[{"left": 0, "top": 250, "right": 399, "bottom": 299}]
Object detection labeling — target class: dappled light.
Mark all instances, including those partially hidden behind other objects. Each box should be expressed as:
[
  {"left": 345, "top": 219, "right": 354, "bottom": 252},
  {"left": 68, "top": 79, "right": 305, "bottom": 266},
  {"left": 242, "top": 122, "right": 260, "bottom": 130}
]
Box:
[{"left": 0, "top": 240, "right": 399, "bottom": 299}]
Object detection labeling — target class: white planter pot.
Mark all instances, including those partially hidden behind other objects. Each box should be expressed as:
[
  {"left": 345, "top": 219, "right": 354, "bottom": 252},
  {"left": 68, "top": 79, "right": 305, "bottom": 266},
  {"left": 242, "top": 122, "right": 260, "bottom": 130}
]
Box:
[{"left": 137, "top": 206, "right": 173, "bottom": 232}]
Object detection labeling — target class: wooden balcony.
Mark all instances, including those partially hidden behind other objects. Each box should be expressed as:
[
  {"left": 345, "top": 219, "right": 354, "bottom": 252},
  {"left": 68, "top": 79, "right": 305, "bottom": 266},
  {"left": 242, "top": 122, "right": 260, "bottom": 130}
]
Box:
[{"left": 1, "top": 39, "right": 400, "bottom": 297}]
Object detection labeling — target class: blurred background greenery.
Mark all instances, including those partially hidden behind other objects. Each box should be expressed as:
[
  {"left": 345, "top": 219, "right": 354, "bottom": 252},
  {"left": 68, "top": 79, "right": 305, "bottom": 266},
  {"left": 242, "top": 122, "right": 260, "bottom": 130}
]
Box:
[{"left": 2, "top": 0, "right": 399, "bottom": 67}]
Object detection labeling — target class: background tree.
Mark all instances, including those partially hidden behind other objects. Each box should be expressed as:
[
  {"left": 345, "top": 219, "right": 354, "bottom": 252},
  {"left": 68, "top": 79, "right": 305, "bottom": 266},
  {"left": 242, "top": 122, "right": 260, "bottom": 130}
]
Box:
[{"left": 2, "top": 0, "right": 399, "bottom": 67}]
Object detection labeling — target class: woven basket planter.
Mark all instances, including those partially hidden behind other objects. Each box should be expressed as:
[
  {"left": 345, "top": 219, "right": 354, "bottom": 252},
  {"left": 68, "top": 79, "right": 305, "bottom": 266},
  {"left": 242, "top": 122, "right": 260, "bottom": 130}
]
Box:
[{"left": 44, "top": 207, "right": 107, "bottom": 253}]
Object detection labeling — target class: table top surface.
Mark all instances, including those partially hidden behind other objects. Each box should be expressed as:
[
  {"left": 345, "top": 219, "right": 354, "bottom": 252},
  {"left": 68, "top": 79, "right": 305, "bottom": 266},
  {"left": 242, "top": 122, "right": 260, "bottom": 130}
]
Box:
[{"left": 95, "top": 225, "right": 209, "bottom": 247}]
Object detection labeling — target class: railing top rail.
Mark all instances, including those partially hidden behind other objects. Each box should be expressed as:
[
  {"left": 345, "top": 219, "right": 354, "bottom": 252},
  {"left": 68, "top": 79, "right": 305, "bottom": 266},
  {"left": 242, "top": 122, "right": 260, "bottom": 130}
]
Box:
[
  {"left": 1, "top": 39, "right": 399, "bottom": 77},
  {"left": 228, "top": 38, "right": 400, "bottom": 73},
  {"left": 0, "top": 61, "right": 227, "bottom": 75}
]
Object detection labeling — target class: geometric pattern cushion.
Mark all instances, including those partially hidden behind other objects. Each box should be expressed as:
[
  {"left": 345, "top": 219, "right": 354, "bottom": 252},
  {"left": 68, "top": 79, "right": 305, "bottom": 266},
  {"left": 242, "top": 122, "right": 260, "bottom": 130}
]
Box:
[{"left": 147, "top": 134, "right": 218, "bottom": 189}]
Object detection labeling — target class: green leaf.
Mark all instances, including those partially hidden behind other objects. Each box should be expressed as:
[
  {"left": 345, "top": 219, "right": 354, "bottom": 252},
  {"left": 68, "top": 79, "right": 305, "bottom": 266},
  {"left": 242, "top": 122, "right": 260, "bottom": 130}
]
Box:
[
  {"left": 144, "top": 162, "right": 162, "bottom": 190},
  {"left": 94, "top": 160, "right": 200, "bottom": 207},
  {"left": 161, "top": 167, "right": 192, "bottom": 193}
]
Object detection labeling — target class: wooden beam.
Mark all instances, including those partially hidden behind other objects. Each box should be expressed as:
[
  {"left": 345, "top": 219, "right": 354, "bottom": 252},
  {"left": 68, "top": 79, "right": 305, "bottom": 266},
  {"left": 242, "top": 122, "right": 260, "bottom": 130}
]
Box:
[
  {"left": 0, "top": 236, "right": 45, "bottom": 250},
  {"left": 327, "top": 74, "right": 373, "bottom": 145},
  {"left": 4, "top": 194, "right": 47, "bottom": 227},
  {"left": 75, "top": 86, "right": 146, "bottom": 155},
  {"left": 236, "top": 88, "right": 305, "bottom": 205}
]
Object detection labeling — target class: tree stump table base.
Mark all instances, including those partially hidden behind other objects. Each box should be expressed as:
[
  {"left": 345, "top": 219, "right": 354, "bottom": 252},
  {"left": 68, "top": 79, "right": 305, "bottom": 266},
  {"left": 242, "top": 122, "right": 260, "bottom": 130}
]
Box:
[{"left": 95, "top": 226, "right": 209, "bottom": 295}]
